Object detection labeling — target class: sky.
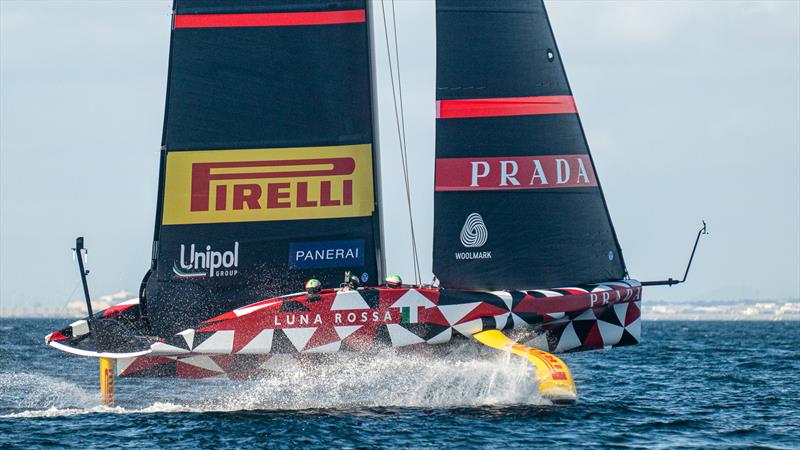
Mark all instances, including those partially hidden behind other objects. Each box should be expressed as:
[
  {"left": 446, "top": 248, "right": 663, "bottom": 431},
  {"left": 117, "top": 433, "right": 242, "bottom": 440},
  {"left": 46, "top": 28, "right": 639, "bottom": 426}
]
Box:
[{"left": 1, "top": 0, "right": 798, "bottom": 312}]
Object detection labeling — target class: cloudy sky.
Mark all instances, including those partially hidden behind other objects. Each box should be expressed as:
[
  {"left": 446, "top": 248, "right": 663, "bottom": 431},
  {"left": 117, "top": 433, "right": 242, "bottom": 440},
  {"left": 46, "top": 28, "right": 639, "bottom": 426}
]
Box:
[{"left": 1, "top": 0, "right": 798, "bottom": 311}]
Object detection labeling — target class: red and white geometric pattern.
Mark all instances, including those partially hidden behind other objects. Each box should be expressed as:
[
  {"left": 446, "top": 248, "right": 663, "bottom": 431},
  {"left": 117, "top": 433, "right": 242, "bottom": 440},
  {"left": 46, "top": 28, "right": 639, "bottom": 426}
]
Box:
[{"left": 46, "top": 281, "right": 643, "bottom": 378}]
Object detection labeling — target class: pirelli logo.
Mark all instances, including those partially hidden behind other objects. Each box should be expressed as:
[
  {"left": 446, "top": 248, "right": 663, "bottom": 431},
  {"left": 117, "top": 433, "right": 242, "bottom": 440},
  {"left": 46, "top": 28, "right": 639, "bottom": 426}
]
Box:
[{"left": 162, "top": 145, "right": 374, "bottom": 225}]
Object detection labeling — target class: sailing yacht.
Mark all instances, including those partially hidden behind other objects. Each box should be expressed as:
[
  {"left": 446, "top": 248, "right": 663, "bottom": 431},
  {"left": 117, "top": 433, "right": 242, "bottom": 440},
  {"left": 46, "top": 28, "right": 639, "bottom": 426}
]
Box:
[{"left": 46, "top": 0, "right": 705, "bottom": 405}]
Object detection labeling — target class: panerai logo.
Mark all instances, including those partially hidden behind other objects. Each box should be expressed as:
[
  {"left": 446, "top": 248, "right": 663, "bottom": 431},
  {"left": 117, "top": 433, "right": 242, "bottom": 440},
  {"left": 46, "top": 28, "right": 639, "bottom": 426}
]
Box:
[
  {"left": 288, "top": 240, "right": 365, "bottom": 269},
  {"left": 173, "top": 242, "right": 239, "bottom": 279},
  {"left": 456, "top": 213, "right": 492, "bottom": 260}
]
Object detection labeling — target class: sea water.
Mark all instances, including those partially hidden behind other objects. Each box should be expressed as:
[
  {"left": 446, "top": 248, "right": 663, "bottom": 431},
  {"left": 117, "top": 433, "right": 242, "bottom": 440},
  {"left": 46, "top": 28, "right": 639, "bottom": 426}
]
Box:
[{"left": 1, "top": 319, "right": 798, "bottom": 448}]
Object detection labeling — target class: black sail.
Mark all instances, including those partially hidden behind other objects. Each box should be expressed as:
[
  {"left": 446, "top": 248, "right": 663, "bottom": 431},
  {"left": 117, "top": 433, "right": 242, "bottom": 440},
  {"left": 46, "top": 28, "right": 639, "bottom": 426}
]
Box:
[
  {"left": 145, "top": 0, "right": 382, "bottom": 335},
  {"left": 433, "top": 0, "right": 626, "bottom": 290}
]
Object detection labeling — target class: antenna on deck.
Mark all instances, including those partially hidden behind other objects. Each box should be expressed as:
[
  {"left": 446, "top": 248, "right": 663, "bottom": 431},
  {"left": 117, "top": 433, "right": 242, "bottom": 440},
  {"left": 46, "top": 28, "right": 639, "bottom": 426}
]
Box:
[
  {"left": 72, "top": 237, "right": 94, "bottom": 323},
  {"left": 641, "top": 221, "right": 708, "bottom": 287}
]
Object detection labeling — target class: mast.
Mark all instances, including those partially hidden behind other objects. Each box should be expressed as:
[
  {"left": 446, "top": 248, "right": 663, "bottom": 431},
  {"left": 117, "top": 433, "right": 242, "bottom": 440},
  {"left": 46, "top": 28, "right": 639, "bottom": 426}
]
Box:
[{"left": 366, "top": 0, "right": 386, "bottom": 282}]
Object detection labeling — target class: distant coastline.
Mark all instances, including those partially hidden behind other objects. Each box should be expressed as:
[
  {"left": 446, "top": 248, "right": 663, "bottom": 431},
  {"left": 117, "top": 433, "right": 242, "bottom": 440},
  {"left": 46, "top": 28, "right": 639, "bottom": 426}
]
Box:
[
  {"left": 1, "top": 291, "right": 797, "bottom": 321},
  {"left": 643, "top": 298, "right": 799, "bottom": 321},
  {"left": 0, "top": 290, "right": 135, "bottom": 320}
]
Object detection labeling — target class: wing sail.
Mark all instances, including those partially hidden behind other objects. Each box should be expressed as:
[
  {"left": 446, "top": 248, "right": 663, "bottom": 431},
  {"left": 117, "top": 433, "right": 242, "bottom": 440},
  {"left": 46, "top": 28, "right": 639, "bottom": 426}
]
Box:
[
  {"left": 433, "top": 0, "right": 626, "bottom": 290},
  {"left": 145, "top": 0, "right": 382, "bottom": 336}
]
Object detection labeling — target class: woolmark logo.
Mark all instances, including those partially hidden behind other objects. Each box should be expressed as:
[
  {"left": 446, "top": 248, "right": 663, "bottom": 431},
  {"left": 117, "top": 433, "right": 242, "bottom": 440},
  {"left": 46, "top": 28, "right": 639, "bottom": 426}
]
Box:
[
  {"left": 455, "top": 213, "right": 492, "bottom": 260},
  {"left": 460, "top": 213, "right": 488, "bottom": 248},
  {"left": 173, "top": 242, "right": 239, "bottom": 279}
]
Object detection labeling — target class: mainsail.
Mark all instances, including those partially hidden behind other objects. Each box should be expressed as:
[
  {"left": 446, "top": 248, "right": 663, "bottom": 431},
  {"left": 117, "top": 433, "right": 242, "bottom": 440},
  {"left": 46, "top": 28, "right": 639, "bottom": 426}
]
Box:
[
  {"left": 433, "top": 0, "right": 626, "bottom": 290},
  {"left": 145, "top": 0, "right": 382, "bottom": 335}
]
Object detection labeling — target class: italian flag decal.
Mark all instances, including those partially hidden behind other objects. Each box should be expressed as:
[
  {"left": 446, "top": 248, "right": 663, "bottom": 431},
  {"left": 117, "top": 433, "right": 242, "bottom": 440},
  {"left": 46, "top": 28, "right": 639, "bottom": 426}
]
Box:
[{"left": 400, "top": 306, "right": 419, "bottom": 324}]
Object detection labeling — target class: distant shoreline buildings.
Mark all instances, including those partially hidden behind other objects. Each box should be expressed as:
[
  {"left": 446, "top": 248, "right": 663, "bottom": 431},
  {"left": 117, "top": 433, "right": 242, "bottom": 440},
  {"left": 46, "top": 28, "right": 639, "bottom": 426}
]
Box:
[
  {"left": 642, "top": 299, "right": 799, "bottom": 321},
  {"left": 0, "top": 290, "right": 135, "bottom": 319},
  {"left": 0, "top": 291, "right": 797, "bottom": 321}
]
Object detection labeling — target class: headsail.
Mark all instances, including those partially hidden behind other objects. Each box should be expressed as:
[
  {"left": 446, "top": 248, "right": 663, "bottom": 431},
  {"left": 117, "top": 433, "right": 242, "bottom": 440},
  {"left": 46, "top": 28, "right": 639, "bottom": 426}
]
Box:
[
  {"left": 146, "top": 0, "right": 382, "bottom": 335},
  {"left": 433, "top": 0, "right": 626, "bottom": 290}
]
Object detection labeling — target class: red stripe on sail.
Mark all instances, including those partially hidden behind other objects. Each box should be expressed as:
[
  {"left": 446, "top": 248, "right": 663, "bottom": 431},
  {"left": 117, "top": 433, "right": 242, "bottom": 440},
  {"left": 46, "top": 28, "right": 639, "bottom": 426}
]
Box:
[
  {"left": 174, "top": 10, "right": 366, "bottom": 29},
  {"left": 436, "top": 95, "right": 577, "bottom": 119},
  {"left": 435, "top": 155, "right": 597, "bottom": 192}
]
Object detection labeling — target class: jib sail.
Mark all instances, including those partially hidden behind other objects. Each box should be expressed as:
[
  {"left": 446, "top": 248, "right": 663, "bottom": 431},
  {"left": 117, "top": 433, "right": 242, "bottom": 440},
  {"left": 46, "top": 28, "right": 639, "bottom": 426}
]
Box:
[
  {"left": 432, "top": 0, "right": 626, "bottom": 290},
  {"left": 145, "top": 0, "right": 382, "bottom": 335}
]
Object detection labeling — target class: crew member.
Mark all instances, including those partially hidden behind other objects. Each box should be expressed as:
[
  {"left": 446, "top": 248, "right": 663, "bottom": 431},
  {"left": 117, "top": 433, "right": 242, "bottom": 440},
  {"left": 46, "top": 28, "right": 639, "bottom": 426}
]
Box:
[
  {"left": 305, "top": 278, "right": 322, "bottom": 301},
  {"left": 347, "top": 274, "right": 361, "bottom": 290},
  {"left": 385, "top": 274, "right": 402, "bottom": 288}
]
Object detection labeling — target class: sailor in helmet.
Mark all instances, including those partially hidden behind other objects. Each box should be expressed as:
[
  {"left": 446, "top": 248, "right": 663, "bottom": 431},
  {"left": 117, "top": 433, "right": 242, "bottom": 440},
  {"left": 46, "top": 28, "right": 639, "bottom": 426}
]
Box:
[
  {"left": 347, "top": 274, "right": 361, "bottom": 290},
  {"left": 305, "top": 278, "right": 322, "bottom": 302},
  {"left": 385, "top": 274, "right": 402, "bottom": 289}
]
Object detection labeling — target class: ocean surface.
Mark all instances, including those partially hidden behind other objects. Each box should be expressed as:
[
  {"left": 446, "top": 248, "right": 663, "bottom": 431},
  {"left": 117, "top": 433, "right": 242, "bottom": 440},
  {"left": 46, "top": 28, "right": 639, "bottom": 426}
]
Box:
[{"left": 1, "top": 319, "right": 798, "bottom": 449}]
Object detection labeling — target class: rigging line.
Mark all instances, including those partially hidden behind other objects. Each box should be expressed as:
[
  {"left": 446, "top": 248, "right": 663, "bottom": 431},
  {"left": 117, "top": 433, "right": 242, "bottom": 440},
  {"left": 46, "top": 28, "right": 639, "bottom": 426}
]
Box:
[
  {"left": 393, "top": 3, "right": 420, "bottom": 284},
  {"left": 60, "top": 279, "right": 82, "bottom": 314},
  {"left": 380, "top": 0, "right": 421, "bottom": 284},
  {"left": 390, "top": 0, "right": 421, "bottom": 284}
]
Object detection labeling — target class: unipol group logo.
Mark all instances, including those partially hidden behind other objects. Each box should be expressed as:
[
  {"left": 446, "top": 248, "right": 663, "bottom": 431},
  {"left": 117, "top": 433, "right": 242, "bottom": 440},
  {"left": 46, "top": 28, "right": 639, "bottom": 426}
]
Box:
[
  {"left": 460, "top": 213, "right": 488, "bottom": 248},
  {"left": 161, "top": 145, "right": 375, "bottom": 225},
  {"left": 456, "top": 213, "right": 491, "bottom": 260},
  {"left": 173, "top": 242, "right": 239, "bottom": 279}
]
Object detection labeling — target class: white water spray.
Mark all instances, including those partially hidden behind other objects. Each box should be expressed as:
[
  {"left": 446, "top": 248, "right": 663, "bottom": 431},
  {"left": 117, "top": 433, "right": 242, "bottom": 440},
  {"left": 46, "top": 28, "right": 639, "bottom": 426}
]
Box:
[
  {"left": 1, "top": 345, "right": 550, "bottom": 417},
  {"left": 214, "top": 345, "right": 545, "bottom": 410}
]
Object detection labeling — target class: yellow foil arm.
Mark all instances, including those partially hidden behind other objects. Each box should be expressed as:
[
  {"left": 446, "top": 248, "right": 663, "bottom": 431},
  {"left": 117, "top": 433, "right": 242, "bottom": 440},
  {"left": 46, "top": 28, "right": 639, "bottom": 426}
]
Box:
[
  {"left": 99, "top": 357, "right": 115, "bottom": 406},
  {"left": 473, "top": 329, "right": 577, "bottom": 404}
]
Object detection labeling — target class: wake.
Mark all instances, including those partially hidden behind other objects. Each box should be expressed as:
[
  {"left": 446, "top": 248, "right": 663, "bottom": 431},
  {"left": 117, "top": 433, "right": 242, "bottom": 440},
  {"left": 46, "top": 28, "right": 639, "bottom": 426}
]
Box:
[{"left": 1, "top": 345, "right": 549, "bottom": 418}]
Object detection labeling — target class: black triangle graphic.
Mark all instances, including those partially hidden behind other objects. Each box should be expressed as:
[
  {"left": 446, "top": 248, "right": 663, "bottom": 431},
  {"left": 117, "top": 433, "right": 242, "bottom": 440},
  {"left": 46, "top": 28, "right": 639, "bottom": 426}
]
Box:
[
  {"left": 225, "top": 355, "right": 260, "bottom": 374},
  {"left": 525, "top": 290, "right": 548, "bottom": 298},
  {"left": 424, "top": 324, "right": 451, "bottom": 341},
  {"left": 270, "top": 329, "right": 298, "bottom": 353},
  {"left": 509, "top": 291, "right": 527, "bottom": 310},
  {"left": 514, "top": 311, "right": 539, "bottom": 326},
  {"left": 124, "top": 361, "right": 177, "bottom": 378},
  {"left": 545, "top": 324, "right": 566, "bottom": 352},
  {"left": 571, "top": 319, "right": 596, "bottom": 342},
  {"left": 281, "top": 301, "right": 309, "bottom": 312},
  {"left": 480, "top": 316, "right": 496, "bottom": 331},
  {"left": 404, "top": 323, "right": 438, "bottom": 340},
  {"left": 596, "top": 305, "right": 622, "bottom": 327},
  {"left": 360, "top": 289, "right": 380, "bottom": 309},
  {"left": 615, "top": 329, "right": 639, "bottom": 347},
  {"left": 372, "top": 324, "right": 392, "bottom": 347},
  {"left": 339, "top": 340, "right": 358, "bottom": 352},
  {"left": 189, "top": 331, "right": 214, "bottom": 350}
]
